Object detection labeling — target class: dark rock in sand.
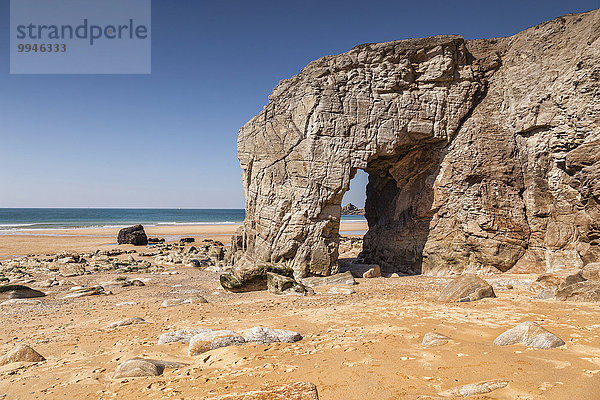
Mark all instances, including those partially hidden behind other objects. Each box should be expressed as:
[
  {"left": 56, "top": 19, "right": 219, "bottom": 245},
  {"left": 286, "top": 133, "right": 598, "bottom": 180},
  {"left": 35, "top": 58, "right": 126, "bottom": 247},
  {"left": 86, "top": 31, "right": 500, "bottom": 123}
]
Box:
[
  {"left": 180, "top": 237, "right": 195, "bottom": 244},
  {"left": 148, "top": 237, "right": 165, "bottom": 243},
  {"left": 267, "top": 272, "right": 310, "bottom": 295},
  {"left": 117, "top": 225, "right": 148, "bottom": 246},
  {"left": 0, "top": 285, "right": 45, "bottom": 300},
  {"left": 437, "top": 274, "right": 496, "bottom": 302}
]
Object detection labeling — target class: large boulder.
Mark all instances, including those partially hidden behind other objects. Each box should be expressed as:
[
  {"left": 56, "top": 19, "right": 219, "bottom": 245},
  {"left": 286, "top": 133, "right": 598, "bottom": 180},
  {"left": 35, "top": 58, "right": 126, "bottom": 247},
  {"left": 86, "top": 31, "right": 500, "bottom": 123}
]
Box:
[
  {"left": 242, "top": 327, "right": 302, "bottom": 345},
  {"left": 113, "top": 358, "right": 187, "bottom": 379},
  {"left": 0, "top": 285, "right": 45, "bottom": 300},
  {"left": 229, "top": 10, "right": 600, "bottom": 278},
  {"left": 117, "top": 225, "right": 148, "bottom": 246},
  {"left": 494, "top": 321, "right": 565, "bottom": 349},
  {"left": 0, "top": 345, "right": 45, "bottom": 366},
  {"left": 437, "top": 274, "right": 496, "bottom": 302}
]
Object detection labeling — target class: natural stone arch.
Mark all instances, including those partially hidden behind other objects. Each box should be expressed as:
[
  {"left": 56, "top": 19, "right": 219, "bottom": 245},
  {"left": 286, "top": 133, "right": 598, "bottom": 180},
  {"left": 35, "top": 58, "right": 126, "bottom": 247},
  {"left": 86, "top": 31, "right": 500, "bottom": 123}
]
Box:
[{"left": 230, "top": 10, "right": 600, "bottom": 278}]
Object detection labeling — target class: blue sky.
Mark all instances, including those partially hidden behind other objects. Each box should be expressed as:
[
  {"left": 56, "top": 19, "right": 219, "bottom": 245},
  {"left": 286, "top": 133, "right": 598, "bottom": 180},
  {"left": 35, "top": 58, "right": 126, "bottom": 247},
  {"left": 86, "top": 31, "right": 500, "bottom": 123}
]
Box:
[{"left": 0, "top": 0, "right": 598, "bottom": 208}]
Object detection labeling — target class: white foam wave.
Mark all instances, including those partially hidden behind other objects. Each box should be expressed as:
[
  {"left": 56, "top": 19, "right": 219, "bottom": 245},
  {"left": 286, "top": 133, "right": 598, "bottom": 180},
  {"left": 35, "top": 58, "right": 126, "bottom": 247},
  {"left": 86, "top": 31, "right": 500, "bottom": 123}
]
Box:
[{"left": 0, "top": 223, "right": 37, "bottom": 227}]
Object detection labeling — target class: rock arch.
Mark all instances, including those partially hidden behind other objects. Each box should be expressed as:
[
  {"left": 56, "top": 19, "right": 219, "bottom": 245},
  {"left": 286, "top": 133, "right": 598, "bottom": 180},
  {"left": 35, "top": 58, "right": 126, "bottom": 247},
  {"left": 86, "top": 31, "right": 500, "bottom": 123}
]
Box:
[{"left": 230, "top": 10, "right": 600, "bottom": 278}]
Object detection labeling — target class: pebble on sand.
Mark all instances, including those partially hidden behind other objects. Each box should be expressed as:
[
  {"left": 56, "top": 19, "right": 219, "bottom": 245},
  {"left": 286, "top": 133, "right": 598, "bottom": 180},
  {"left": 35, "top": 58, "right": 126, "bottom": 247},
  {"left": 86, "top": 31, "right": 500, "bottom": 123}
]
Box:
[{"left": 422, "top": 332, "right": 451, "bottom": 347}]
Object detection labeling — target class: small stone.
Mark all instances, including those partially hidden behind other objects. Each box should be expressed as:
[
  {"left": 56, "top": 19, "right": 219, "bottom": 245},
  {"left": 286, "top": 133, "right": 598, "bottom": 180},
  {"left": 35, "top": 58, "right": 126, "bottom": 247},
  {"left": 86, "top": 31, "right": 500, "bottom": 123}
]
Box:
[
  {"left": 105, "top": 317, "right": 147, "bottom": 329},
  {"left": 0, "top": 345, "right": 45, "bottom": 366},
  {"left": 182, "top": 296, "right": 208, "bottom": 304},
  {"left": 161, "top": 299, "right": 183, "bottom": 307},
  {"left": 242, "top": 327, "right": 302, "bottom": 345},
  {"left": 116, "top": 301, "right": 136, "bottom": 306},
  {"left": 362, "top": 265, "right": 381, "bottom": 278},
  {"left": 422, "top": 332, "right": 451, "bottom": 347},
  {"left": 494, "top": 321, "right": 565, "bottom": 349}
]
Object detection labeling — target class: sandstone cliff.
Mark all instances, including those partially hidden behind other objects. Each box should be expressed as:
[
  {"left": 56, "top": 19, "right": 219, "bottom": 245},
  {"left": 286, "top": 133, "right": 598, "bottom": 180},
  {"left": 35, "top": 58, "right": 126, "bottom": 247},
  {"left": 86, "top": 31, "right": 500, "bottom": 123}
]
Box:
[{"left": 231, "top": 10, "right": 600, "bottom": 277}]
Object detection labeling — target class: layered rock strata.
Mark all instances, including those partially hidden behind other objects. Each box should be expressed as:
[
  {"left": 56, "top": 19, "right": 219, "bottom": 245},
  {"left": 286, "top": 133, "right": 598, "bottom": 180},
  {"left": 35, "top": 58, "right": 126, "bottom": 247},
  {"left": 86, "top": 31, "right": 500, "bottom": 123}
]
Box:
[{"left": 231, "top": 10, "right": 600, "bottom": 277}]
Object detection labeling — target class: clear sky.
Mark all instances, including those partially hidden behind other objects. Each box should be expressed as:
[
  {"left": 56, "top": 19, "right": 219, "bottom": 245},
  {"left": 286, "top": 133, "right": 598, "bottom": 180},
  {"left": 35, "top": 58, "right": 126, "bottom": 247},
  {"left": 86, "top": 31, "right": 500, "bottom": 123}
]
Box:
[{"left": 0, "top": 0, "right": 597, "bottom": 208}]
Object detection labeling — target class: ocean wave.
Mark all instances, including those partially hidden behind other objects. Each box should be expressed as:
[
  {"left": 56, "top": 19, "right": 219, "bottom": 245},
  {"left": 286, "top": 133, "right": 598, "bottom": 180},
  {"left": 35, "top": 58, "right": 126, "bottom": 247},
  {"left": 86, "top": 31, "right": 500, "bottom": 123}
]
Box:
[{"left": 0, "top": 223, "right": 38, "bottom": 227}]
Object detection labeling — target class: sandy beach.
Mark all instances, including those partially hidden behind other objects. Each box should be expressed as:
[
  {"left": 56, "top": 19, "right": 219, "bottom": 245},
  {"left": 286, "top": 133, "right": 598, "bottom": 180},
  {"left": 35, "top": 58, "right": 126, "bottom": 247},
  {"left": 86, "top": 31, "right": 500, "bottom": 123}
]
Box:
[
  {"left": 0, "top": 222, "right": 369, "bottom": 260},
  {"left": 0, "top": 222, "right": 598, "bottom": 399}
]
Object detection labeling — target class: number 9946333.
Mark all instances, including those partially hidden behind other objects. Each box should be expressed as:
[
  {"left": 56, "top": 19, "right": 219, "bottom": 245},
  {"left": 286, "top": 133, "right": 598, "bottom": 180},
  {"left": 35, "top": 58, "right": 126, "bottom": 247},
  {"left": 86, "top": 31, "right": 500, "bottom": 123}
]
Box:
[{"left": 17, "top": 43, "right": 67, "bottom": 52}]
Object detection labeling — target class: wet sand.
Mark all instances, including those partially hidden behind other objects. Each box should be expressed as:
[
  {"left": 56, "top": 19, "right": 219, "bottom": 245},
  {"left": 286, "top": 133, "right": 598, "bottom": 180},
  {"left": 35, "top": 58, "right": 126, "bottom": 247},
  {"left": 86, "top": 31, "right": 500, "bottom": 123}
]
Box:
[{"left": 0, "top": 222, "right": 369, "bottom": 260}]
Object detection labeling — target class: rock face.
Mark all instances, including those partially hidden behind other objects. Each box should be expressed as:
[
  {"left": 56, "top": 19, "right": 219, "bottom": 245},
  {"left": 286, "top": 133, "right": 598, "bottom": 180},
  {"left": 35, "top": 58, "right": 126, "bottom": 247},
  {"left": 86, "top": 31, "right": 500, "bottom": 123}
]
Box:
[
  {"left": 117, "top": 225, "right": 148, "bottom": 246},
  {"left": 437, "top": 274, "right": 496, "bottom": 302},
  {"left": 556, "top": 281, "right": 600, "bottom": 302},
  {"left": 230, "top": 10, "right": 600, "bottom": 277},
  {"left": 266, "top": 272, "right": 310, "bottom": 295},
  {"left": 220, "top": 265, "right": 295, "bottom": 293}
]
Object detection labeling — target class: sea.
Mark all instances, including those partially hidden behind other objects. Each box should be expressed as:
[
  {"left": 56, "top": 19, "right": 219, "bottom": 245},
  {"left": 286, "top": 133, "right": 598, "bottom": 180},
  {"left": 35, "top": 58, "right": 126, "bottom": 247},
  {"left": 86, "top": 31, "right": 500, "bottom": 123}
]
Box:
[{"left": 0, "top": 208, "right": 366, "bottom": 233}]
